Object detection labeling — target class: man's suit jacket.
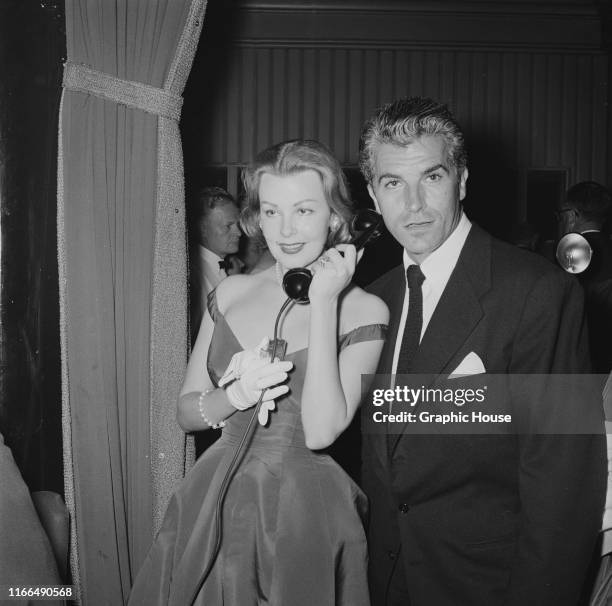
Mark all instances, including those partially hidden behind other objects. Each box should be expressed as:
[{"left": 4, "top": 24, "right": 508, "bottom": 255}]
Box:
[{"left": 363, "top": 224, "right": 606, "bottom": 606}]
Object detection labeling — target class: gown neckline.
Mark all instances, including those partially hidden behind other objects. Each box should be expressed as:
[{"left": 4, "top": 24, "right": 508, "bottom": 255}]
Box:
[
  {"left": 217, "top": 311, "right": 308, "bottom": 358},
  {"left": 213, "top": 290, "right": 386, "bottom": 357}
]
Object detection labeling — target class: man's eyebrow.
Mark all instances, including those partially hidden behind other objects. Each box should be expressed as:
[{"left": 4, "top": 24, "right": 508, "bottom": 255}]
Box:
[
  {"left": 423, "top": 164, "right": 450, "bottom": 175},
  {"left": 376, "top": 164, "right": 450, "bottom": 184}
]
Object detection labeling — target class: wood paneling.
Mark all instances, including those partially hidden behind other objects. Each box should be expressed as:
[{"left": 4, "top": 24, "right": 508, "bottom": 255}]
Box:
[
  {"left": 183, "top": 1, "right": 611, "bottom": 209},
  {"left": 233, "top": 2, "right": 603, "bottom": 52},
  {"left": 191, "top": 47, "right": 609, "bottom": 182}
]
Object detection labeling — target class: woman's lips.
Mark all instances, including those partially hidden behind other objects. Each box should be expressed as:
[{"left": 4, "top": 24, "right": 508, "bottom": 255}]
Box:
[{"left": 278, "top": 242, "right": 305, "bottom": 254}]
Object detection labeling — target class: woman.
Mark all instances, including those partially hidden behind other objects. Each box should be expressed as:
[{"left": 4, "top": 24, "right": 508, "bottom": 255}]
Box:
[{"left": 129, "top": 140, "right": 388, "bottom": 606}]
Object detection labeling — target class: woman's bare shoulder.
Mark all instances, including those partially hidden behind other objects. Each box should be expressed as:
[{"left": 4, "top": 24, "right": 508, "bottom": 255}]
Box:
[
  {"left": 215, "top": 273, "right": 265, "bottom": 314},
  {"left": 340, "top": 285, "right": 389, "bottom": 332}
]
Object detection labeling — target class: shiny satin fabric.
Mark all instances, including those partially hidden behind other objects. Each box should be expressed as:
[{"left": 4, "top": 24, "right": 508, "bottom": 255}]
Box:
[{"left": 128, "top": 292, "right": 384, "bottom": 605}]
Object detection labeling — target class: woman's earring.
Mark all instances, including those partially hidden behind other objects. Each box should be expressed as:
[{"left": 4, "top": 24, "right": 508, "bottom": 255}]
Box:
[{"left": 329, "top": 215, "right": 340, "bottom": 231}]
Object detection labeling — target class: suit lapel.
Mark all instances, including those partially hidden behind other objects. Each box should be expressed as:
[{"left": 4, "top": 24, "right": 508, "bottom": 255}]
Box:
[
  {"left": 412, "top": 263, "right": 484, "bottom": 376},
  {"left": 390, "top": 225, "right": 492, "bottom": 453}
]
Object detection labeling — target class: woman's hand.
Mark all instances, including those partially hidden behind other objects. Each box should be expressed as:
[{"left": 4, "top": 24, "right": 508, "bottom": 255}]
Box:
[
  {"left": 219, "top": 337, "right": 271, "bottom": 388},
  {"left": 308, "top": 244, "right": 358, "bottom": 304},
  {"left": 224, "top": 357, "right": 293, "bottom": 411}
]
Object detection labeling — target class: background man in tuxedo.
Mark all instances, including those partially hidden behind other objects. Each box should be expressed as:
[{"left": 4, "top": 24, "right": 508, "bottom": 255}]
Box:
[
  {"left": 189, "top": 186, "right": 242, "bottom": 343},
  {"left": 556, "top": 183, "right": 612, "bottom": 603},
  {"left": 557, "top": 181, "right": 612, "bottom": 374},
  {"left": 359, "top": 97, "right": 605, "bottom": 606}
]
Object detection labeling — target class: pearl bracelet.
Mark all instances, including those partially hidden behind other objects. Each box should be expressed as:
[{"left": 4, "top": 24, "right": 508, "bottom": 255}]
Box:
[{"left": 198, "top": 388, "right": 226, "bottom": 429}]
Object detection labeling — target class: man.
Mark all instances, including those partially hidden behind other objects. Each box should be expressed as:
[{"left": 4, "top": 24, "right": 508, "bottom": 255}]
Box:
[
  {"left": 557, "top": 183, "right": 612, "bottom": 603},
  {"left": 189, "top": 186, "right": 242, "bottom": 342},
  {"left": 359, "top": 97, "right": 605, "bottom": 605},
  {"left": 557, "top": 181, "right": 612, "bottom": 373}
]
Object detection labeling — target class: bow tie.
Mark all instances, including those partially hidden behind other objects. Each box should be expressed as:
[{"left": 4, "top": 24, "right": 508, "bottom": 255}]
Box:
[{"left": 218, "top": 258, "right": 231, "bottom": 272}]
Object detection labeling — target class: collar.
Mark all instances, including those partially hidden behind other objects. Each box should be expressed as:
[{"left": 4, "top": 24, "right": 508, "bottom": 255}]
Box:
[
  {"left": 402, "top": 212, "right": 472, "bottom": 286},
  {"left": 199, "top": 245, "right": 224, "bottom": 268}
]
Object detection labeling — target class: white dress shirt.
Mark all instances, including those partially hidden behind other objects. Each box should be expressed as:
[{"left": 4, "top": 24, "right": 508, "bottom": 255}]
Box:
[
  {"left": 198, "top": 245, "right": 227, "bottom": 297},
  {"left": 391, "top": 212, "right": 472, "bottom": 376}
]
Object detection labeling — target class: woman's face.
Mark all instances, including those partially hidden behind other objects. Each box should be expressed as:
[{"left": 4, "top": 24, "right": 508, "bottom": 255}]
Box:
[{"left": 258, "top": 169, "right": 332, "bottom": 268}]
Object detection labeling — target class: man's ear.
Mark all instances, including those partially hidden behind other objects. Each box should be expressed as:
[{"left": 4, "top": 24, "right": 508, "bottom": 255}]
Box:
[
  {"left": 367, "top": 183, "right": 381, "bottom": 213},
  {"left": 458, "top": 168, "right": 469, "bottom": 202}
]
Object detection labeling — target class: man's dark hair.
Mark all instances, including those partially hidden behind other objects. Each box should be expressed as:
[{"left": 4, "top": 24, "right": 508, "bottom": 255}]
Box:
[
  {"left": 359, "top": 96, "right": 467, "bottom": 183},
  {"left": 566, "top": 181, "right": 612, "bottom": 225}
]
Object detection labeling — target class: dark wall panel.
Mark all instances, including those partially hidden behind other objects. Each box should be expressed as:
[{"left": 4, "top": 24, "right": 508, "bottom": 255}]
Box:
[
  {"left": 182, "top": 1, "right": 611, "bottom": 237},
  {"left": 0, "top": 1, "right": 65, "bottom": 493},
  {"left": 190, "top": 47, "right": 609, "bottom": 171}
]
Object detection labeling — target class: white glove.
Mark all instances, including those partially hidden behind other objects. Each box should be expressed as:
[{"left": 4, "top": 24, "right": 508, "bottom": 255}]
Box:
[
  {"left": 223, "top": 354, "right": 292, "bottom": 411},
  {"left": 218, "top": 338, "right": 270, "bottom": 388},
  {"left": 258, "top": 399, "right": 276, "bottom": 426}
]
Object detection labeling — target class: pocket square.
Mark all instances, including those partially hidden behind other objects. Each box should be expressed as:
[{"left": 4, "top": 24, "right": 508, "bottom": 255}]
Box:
[{"left": 449, "top": 352, "right": 486, "bottom": 378}]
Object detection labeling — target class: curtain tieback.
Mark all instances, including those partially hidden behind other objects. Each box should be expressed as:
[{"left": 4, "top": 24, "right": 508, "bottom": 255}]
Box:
[{"left": 62, "top": 61, "right": 183, "bottom": 121}]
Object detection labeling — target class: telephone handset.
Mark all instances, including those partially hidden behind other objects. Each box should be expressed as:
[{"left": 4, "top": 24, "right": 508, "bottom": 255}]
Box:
[{"left": 282, "top": 208, "right": 384, "bottom": 303}]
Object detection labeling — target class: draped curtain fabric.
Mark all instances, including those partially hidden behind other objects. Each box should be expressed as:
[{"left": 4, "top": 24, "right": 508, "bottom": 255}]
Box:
[{"left": 58, "top": 1, "right": 206, "bottom": 603}]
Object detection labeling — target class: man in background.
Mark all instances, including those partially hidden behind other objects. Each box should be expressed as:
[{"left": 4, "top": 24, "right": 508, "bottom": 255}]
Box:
[
  {"left": 189, "top": 186, "right": 242, "bottom": 343},
  {"left": 557, "top": 181, "right": 612, "bottom": 373},
  {"left": 556, "top": 182, "right": 612, "bottom": 604}
]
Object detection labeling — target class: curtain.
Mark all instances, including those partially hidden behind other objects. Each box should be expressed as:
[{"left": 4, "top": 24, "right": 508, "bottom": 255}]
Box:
[{"left": 58, "top": 1, "right": 206, "bottom": 603}]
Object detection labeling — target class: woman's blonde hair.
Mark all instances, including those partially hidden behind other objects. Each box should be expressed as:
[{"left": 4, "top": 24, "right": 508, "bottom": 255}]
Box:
[{"left": 241, "top": 140, "right": 354, "bottom": 247}]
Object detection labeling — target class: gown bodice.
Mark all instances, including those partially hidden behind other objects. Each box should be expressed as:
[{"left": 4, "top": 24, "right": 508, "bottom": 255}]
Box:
[{"left": 206, "top": 288, "right": 387, "bottom": 451}]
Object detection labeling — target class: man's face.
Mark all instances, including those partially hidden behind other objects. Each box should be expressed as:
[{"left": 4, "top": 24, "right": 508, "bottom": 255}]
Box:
[
  {"left": 367, "top": 136, "right": 468, "bottom": 263},
  {"left": 200, "top": 202, "right": 241, "bottom": 256}
]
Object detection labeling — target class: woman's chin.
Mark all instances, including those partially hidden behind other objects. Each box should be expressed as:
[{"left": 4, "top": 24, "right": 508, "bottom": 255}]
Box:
[
  {"left": 273, "top": 249, "right": 323, "bottom": 271},
  {"left": 278, "top": 259, "right": 314, "bottom": 272}
]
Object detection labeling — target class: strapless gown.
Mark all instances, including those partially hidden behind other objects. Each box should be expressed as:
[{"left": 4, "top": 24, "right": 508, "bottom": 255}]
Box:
[{"left": 128, "top": 291, "right": 386, "bottom": 606}]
